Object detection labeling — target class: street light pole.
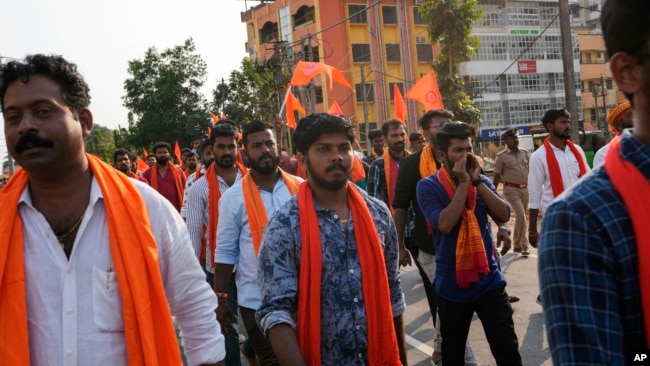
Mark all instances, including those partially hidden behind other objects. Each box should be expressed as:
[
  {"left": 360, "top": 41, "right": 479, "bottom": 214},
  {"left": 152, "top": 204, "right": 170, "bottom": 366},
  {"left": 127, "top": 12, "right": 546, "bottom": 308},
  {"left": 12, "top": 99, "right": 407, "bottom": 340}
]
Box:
[
  {"left": 360, "top": 65, "right": 370, "bottom": 156},
  {"left": 559, "top": 0, "right": 579, "bottom": 143}
]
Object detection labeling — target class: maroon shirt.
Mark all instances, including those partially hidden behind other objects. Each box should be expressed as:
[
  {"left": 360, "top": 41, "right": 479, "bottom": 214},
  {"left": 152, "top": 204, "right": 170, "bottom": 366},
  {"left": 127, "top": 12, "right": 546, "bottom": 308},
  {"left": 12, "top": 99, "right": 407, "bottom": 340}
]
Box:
[{"left": 142, "top": 165, "right": 186, "bottom": 211}]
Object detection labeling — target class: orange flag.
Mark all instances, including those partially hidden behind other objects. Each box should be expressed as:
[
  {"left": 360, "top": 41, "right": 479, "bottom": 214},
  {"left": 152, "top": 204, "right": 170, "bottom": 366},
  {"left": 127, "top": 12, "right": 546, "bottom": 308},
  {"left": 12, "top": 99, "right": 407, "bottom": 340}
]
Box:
[
  {"left": 174, "top": 141, "right": 182, "bottom": 164},
  {"left": 393, "top": 84, "right": 407, "bottom": 124},
  {"left": 405, "top": 70, "right": 444, "bottom": 111},
  {"left": 207, "top": 126, "right": 212, "bottom": 138},
  {"left": 290, "top": 61, "right": 352, "bottom": 90},
  {"left": 221, "top": 112, "right": 228, "bottom": 120},
  {"left": 142, "top": 147, "right": 149, "bottom": 158},
  {"left": 286, "top": 91, "right": 306, "bottom": 129},
  {"left": 210, "top": 113, "right": 219, "bottom": 124},
  {"left": 328, "top": 101, "right": 344, "bottom": 116},
  {"left": 136, "top": 156, "right": 149, "bottom": 173}
]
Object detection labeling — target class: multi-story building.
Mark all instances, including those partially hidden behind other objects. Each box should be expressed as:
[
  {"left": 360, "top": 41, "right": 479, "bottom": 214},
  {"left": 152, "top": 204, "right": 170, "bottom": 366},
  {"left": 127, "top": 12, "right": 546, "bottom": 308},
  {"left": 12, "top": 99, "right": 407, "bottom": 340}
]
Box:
[
  {"left": 462, "top": 0, "right": 583, "bottom": 141},
  {"left": 241, "top": 0, "right": 435, "bottom": 144}
]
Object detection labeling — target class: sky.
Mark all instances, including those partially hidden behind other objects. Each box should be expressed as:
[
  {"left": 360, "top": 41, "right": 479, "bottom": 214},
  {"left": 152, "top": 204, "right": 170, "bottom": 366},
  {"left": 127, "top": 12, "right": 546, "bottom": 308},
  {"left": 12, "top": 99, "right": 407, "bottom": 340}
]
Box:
[{"left": 0, "top": 0, "right": 250, "bottom": 165}]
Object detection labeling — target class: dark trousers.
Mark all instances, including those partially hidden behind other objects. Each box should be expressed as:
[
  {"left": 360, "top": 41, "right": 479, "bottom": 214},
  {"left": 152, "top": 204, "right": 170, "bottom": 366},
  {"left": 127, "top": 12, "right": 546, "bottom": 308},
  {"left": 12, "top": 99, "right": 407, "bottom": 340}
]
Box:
[
  {"left": 407, "top": 242, "right": 439, "bottom": 328},
  {"left": 437, "top": 286, "right": 522, "bottom": 366},
  {"left": 240, "top": 306, "right": 280, "bottom": 366},
  {"left": 206, "top": 271, "right": 241, "bottom": 366}
]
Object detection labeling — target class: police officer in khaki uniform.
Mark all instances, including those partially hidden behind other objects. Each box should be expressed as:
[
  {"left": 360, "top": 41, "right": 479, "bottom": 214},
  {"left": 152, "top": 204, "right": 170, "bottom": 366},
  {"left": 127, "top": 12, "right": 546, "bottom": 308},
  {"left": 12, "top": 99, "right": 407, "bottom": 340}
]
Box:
[{"left": 493, "top": 128, "right": 530, "bottom": 256}]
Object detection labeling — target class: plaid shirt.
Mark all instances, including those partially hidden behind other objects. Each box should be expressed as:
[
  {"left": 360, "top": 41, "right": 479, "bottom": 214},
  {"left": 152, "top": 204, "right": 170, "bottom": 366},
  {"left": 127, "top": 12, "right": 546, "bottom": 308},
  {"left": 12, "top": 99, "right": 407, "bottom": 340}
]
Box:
[
  {"left": 539, "top": 132, "right": 648, "bottom": 365},
  {"left": 367, "top": 154, "right": 414, "bottom": 238}
]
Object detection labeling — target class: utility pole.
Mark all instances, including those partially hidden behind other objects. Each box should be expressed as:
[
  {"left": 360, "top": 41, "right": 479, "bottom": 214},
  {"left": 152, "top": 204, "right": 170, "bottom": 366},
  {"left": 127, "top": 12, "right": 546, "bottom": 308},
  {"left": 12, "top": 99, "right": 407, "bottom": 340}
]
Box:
[
  {"left": 559, "top": 0, "right": 579, "bottom": 143},
  {"left": 360, "top": 65, "right": 370, "bottom": 155},
  {"left": 220, "top": 77, "right": 226, "bottom": 115},
  {"left": 600, "top": 75, "right": 609, "bottom": 138},
  {"left": 306, "top": 34, "right": 317, "bottom": 114}
]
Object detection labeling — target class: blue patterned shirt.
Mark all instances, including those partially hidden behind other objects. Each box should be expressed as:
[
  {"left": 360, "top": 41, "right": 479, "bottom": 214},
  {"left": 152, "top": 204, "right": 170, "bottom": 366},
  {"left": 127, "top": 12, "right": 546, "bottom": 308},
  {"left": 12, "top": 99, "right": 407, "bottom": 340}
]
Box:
[
  {"left": 256, "top": 186, "right": 406, "bottom": 366},
  {"left": 539, "top": 132, "right": 648, "bottom": 365}
]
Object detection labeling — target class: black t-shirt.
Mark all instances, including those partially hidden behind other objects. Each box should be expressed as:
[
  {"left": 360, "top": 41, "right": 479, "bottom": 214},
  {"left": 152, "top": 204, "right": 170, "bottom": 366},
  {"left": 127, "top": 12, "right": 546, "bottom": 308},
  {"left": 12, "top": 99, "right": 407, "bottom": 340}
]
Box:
[{"left": 392, "top": 148, "right": 441, "bottom": 255}]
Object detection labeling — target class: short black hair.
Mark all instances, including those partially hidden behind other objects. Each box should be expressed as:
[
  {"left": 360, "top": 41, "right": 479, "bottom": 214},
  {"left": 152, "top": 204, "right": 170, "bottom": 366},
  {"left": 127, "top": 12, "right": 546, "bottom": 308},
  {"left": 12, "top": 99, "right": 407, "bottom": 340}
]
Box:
[
  {"left": 601, "top": 0, "right": 650, "bottom": 103},
  {"left": 152, "top": 142, "right": 171, "bottom": 153},
  {"left": 113, "top": 148, "right": 131, "bottom": 164},
  {"left": 185, "top": 151, "right": 197, "bottom": 159},
  {"left": 200, "top": 138, "right": 212, "bottom": 152},
  {"left": 369, "top": 129, "right": 383, "bottom": 141},
  {"left": 0, "top": 54, "right": 91, "bottom": 116},
  {"left": 242, "top": 120, "right": 273, "bottom": 147},
  {"left": 293, "top": 113, "right": 355, "bottom": 155},
  {"left": 210, "top": 124, "right": 237, "bottom": 145},
  {"left": 418, "top": 109, "right": 454, "bottom": 130},
  {"left": 381, "top": 119, "right": 404, "bottom": 137},
  {"left": 541, "top": 108, "right": 571, "bottom": 132},
  {"left": 436, "top": 122, "right": 472, "bottom": 154}
]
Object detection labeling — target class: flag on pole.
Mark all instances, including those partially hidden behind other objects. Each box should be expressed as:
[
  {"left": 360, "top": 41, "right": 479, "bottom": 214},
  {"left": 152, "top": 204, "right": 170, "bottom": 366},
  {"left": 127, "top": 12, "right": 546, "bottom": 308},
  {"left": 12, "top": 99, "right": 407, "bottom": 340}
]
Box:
[
  {"left": 405, "top": 70, "right": 444, "bottom": 111},
  {"left": 174, "top": 141, "right": 182, "bottom": 164},
  {"left": 207, "top": 126, "right": 212, "bottom": 138},
  {"left": 290, "top": 61, "right": 352, "bottom": 90},
  {"left": 142, "top": 147, "right": 149, "bottom": 158},
  {"left": 328, "top": 101, "right": 344, "bottom": 116},
  {"left": 220, "top": 112, "right": 228, "bottom": 120},
  {"left": 393, "top": 84, "right": 407, "bottom": 124},
  {"left": 210, "top": 113, "right": 219, "bottom": 124},
  {"left": 286, "top": 90, "right": 306, "bottom": 129},
  {"left": 136, "top": 156, "right": 149, "bottom": 173}
]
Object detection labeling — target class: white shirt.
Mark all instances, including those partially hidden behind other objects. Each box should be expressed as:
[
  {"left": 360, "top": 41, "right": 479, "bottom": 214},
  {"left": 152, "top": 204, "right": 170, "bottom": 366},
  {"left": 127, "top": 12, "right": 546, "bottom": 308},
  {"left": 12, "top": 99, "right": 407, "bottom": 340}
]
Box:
[
  {"left": 592, "top": 142, "right": 610, "bottom": 168},
  {"left": 20, "top": 178, "right": 225, "bottom": 366},
  {"left": 528, "top": 142, "right": 590, "bottom": 213},
  {"left": 180, "top": 166, "right": 207, "bottom": 219},
  {"left": 215, "top": 174, "right": 302, "bottom": 309},
  {"left": 186, "top": 171, "right": 244, "bottom": 271}
]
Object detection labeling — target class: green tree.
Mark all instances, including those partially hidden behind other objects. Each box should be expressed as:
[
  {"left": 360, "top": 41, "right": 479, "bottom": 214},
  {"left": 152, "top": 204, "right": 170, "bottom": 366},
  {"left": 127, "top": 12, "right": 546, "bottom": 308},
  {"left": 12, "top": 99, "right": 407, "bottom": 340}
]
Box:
[
  {"left": 419, "top": 0, "right": 483, "bottom": 124},
  {"left": 123, "top": 38, "right": 209, "bottom": 149},
  {"left": 211, "top": 58, "right": 289, "bottom": 126},
  {"left": 85, "top": 124, "right": 117, "bottom": 162}
]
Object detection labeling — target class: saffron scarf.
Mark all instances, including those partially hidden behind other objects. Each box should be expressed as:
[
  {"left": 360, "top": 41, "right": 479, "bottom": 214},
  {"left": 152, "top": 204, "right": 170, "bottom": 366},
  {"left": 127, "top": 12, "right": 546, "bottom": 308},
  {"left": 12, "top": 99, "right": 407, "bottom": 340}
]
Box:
[
  {"left": 544, "top": 139, "right": 587, "bottom": 197},
  {"left": 351, "top": 155, "right": 365, "bottom": 184},
  {"left": 419, "top": 144, "right": 438, "bottom": 179},
  {"left": 150, "top": 163, "right": 185, "bottom": 207},
  {"left": 383, "top": 148, "right": 408, "bottom": 211},
  {"left": 296, "top": 181, "right": 400, "bottom": 365},
  {"left": 0, "top": 154, "right": 181, "bottom": 365},
  {"left": 206, "top": 162, "right": 248, "bottom": 269},
  {"left": 438, "top": 167, "right": 490, "bottom": 288},
  {"left": 242, "top": 170, "right": 300, "bottom": 256},
  {"left": 295, "top": 163, "right": 307, "bottom": 180},
  {"left": 604, "top": 136, "right": 650, "bottom": 347}
]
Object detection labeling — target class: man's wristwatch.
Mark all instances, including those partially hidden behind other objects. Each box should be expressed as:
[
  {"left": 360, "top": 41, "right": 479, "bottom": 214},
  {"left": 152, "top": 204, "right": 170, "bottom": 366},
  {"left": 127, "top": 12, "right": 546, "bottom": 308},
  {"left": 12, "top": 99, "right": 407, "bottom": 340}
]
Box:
[
  {"left": 498, "top": 225, "right": 511, "bottom": 234},
  {"left": 472, "top": 178, "right": 484, "bottom": 187}
]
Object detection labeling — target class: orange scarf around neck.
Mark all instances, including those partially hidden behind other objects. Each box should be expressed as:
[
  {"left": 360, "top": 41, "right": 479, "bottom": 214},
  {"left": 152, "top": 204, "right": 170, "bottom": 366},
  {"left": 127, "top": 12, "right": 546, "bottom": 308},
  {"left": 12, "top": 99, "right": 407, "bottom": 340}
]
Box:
[
  {"left": 206, "top": 162, "right": 248, "bottom": 269},
  {"left": 604, "top": 136, "right": 650, "bottom": 347},
  {"left": 296, "top": 181, "right": 400, "bottom": 365},
  {"left": 351, "top": 155, "right": 365, "bottom": 184},
  {"left": 544, "top": 138, "right": 587, "bottom": 197},
  {"left": 383, "top": 148, "right": 408, "bottom": 211},
  {"left": 419, "top": 144, "right": 439, "bottom": 179},
  {"left": 438, "top": 167, "right": 489, "bottom": 288},
  {"left": 0, "top": 154, "right": 181, "bottom": 365},
  {"left": 150, "top": 163, "right": 184, "bottom": 206},
  {"left": 242, "top": 169, "right": 300, "bottom": 256}
]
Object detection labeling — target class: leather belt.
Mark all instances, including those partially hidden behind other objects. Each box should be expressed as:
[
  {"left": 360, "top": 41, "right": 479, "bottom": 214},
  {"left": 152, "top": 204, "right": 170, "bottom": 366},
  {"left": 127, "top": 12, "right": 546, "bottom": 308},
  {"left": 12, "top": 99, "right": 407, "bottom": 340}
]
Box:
[{"left": 504, "top": 182, "right": 527, "bottom": 188}]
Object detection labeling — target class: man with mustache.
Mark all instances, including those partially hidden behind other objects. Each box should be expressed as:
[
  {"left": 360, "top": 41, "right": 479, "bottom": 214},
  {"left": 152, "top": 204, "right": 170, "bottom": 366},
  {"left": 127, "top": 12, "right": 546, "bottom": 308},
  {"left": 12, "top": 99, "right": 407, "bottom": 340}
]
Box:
[
  {"left": 184, "top": 151, "right": 199, "bottom": 177},
  {"left": 186, "top": 125, "right": 247, "bottom": 366},
  {"left": 143, "top": 141, "right": 187, "bottom": 212},
  {"left": 113, "top": 148, "right": 147, "bottom": 183},
  {"left": 256, "top": 113, "right": 407, "bottom": 365},
  {"left": 416, "top": 122, "right": 520, "bottom": 365},
  {"left": 528, "top": 108, "right": 589, "bottom": 305},
  {"left": 213, "top": 120, "right": 302, "bottom": 365},
  {"left": 0, "top": 54, "right": 225, "bottom": 365},
  {"left": 367, "top": 119, "right": 409, "bottom": 210}
]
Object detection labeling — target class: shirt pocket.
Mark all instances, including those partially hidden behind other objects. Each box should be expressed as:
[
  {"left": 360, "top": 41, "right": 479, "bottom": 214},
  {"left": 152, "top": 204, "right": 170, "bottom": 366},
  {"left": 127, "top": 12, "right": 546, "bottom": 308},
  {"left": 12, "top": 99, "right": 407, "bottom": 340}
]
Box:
[{"left": 92, "top": 266, "right": 124, "bottom": 332}]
